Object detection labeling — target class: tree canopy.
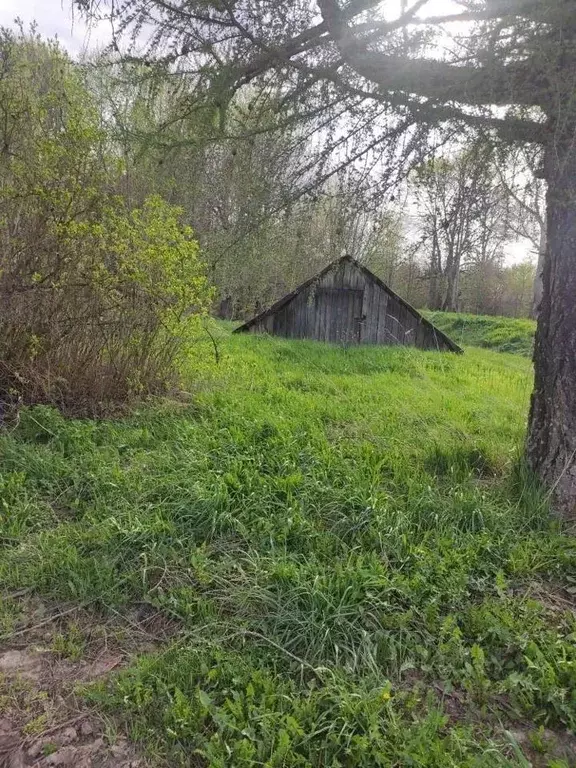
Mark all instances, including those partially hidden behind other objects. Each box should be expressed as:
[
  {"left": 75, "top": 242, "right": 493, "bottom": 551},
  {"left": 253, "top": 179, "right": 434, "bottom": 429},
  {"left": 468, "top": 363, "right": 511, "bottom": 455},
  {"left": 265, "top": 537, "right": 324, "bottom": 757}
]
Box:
[{"left": 78, "top": 0, "right": 560, "bottom": 146}]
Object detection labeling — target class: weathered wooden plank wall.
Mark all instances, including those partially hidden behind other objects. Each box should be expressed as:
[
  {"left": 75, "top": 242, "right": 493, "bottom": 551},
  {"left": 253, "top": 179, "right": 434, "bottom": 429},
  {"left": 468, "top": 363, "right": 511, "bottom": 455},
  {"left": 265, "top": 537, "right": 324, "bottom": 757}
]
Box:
[{"left": 239, "top": 258, "right": 457, "bottom": 352}]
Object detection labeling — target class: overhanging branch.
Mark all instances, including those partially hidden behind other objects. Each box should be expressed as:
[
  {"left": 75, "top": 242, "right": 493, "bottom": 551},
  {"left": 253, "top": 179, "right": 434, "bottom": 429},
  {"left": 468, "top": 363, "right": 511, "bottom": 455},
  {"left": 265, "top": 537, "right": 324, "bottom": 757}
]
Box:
[{"left": 317, "top": 0, "right": 546, "bottom": 109}]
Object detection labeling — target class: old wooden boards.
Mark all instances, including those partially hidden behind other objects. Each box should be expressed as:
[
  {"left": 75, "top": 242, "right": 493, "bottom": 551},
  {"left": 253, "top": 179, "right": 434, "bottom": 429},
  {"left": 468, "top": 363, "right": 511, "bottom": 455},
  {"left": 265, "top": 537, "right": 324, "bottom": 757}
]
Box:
[{"left": 234, "top": 256, "right": 461, "bottom": 352}]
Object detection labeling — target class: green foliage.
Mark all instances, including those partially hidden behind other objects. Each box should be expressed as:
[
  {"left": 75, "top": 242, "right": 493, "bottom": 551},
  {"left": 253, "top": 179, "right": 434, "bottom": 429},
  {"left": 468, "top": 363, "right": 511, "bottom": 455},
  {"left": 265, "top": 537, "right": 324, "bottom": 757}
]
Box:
[
  {"left": 1, "top": 335, "right": 574, "bottom": 764},
  {"left": 57, "top": 194, "right": 214, "bottom": 395},
  {"left": 425, "top": 312, "right": 536, "bottom": 356},
  {"left": 0, "top": 29, "right": 213, "bottom": 409},
  {"left": 51, "top": 622, "right": 85, "bottom": 661}
]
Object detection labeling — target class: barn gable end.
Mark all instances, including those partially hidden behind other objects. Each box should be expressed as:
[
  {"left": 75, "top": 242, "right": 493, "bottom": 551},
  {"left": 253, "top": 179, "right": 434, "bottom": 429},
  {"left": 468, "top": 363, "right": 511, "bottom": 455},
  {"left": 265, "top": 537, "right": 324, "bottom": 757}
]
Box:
[{"left": 234, "top": 256, "right": 462, "bottom": 352}]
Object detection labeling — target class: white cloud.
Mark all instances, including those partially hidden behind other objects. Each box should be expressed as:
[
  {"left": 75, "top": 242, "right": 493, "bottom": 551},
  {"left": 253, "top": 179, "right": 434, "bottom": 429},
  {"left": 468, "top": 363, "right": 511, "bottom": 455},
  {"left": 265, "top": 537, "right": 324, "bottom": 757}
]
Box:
[{"left": 0, "top": 0, "right": 111, "bottom": 55}]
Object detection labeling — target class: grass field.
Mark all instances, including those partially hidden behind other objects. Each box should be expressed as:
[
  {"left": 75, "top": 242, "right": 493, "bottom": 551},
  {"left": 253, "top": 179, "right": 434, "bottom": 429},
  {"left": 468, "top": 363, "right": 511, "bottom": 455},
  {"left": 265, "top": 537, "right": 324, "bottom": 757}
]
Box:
[
  {"left": 1, "top": 324, "right": 576, "bottom": 767},
  {"left": 425, "top": 312, "right": 536, "bottom": 356}
]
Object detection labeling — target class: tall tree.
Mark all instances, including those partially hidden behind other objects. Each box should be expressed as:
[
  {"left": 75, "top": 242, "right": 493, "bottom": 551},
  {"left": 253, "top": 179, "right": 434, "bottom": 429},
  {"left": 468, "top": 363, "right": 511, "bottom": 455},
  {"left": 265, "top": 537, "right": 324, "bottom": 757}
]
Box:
[
  {"left": 495, "top": 146, "right": 546, "bottom": 317},
  {"left": 80, "top": 0, "right": 576, "bottom": 518},
  {"left": 412, "top": 146, "right": 510, "bottom": 312},
  {"left": 85, "top": 56, "right": 405, "bottom": 316}
]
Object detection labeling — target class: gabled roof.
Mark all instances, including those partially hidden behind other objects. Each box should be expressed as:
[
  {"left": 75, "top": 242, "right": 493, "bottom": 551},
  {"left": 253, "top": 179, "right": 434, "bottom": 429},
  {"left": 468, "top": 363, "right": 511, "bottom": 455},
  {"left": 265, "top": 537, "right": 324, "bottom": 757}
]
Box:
[{"left": 234, "top": 255, "right": 462, "bottom": 353}]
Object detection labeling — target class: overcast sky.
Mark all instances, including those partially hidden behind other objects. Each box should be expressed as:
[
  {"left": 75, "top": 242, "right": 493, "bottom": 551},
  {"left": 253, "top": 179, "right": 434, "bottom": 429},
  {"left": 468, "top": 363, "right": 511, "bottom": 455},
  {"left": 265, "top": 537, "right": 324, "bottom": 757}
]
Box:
[
  {"left": 0, "top": 0, "right": 110, "bottom": 54},
  {"left": 0, "top": 0, "right": 463, "bottom": 55}
]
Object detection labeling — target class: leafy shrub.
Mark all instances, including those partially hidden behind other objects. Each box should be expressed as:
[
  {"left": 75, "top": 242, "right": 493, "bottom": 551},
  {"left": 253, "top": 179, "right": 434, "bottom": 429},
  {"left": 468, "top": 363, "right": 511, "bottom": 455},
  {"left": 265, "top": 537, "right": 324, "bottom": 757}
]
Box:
[{"left": 0, "top": 29, "right": 213, "bottom": 411}]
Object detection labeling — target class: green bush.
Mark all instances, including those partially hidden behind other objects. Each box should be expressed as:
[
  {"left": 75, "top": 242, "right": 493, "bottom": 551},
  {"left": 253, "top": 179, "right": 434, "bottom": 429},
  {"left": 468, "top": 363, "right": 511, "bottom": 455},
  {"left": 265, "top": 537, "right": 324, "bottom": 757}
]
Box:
[{"left": 0, "top": 29, "right": 213, "bottom": 411}]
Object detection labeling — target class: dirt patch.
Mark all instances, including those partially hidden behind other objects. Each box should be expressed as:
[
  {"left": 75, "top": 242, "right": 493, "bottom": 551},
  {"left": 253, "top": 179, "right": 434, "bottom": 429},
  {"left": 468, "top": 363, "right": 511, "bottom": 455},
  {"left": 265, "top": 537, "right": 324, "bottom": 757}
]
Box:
[
  {"left": 505, "top": 725, "right": 576, "bottom": 768},
  {"left": 523, "top": 580, "right": 576, "bottom": 615},
  {"left": 0, "top": 651, "right": 44, "bottom": 681},
  {"left": 0, "top": 645, "right": 141, "bottom": 768},
  {"left": 432, "top": 682, "right": 469, "bottom": 725},
  {"left": 0, "top": 597, "right": 180, "bottom": 768}
]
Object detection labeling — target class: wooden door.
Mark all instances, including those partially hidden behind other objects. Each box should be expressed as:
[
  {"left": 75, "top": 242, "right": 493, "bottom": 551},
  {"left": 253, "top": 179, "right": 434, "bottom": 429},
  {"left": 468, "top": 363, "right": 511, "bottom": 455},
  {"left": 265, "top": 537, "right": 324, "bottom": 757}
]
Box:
[{"left": 315, "top": 288, "right": 364, "bottom": 344}]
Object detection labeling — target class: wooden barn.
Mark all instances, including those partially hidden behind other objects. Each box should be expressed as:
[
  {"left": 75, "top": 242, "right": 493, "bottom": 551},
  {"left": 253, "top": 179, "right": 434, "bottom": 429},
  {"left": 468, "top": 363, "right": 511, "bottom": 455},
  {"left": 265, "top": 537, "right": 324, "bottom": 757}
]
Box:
[{"left": 234, "top": 256, "right": 461, "bottom": 352}]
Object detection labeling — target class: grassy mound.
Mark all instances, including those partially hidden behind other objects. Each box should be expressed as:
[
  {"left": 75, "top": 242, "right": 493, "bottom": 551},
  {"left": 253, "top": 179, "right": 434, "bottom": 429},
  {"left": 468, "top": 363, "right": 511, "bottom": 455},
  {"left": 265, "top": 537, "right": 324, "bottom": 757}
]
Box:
[
  {"left": 425, "top": 311, "right": 536, "bottom": 356},
  {"left": 1, "top": 334, "right": 575, "bottom": 766}
]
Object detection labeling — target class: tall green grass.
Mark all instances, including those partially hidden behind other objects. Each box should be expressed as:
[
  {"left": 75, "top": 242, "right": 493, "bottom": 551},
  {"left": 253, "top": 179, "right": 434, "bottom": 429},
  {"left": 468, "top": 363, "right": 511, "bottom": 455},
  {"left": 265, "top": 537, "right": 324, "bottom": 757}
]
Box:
[
  {"left": 1, "top": 333, "right": 575, "bottom": 766},
  {"left": 425, "top": 311, "right": 536, "bottom": 356}
]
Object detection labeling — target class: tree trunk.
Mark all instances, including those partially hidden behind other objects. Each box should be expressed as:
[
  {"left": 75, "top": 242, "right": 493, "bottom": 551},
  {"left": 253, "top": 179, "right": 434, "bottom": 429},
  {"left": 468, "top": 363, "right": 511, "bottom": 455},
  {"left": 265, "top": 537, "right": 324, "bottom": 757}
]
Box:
[
  {"left": 428, "top": 274, "right": 442, "bottom": 310},
  {"left": 532, "top": 224, "right": 546, "bottom": 319},
  {"left": 427, "top": 231, "right": 443, "bottom": 310},
  {"left": 527, "top": 126, "right": 576, "bottom": 519},
  {"left": 442, "top": 257, "right": 460, "bottom": 312}
]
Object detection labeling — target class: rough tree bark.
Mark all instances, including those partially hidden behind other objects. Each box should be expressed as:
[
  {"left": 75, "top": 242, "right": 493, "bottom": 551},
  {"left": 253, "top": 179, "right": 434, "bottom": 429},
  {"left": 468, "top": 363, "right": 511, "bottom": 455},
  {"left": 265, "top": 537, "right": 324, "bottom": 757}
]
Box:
[
  {"left": 442, "top": 255, "right": 460, "bottom": 312},
  {"left": 528, "top": 121, "right": 576, "bottom": 518},
  {"left": 532, "top": 226, "right": 546, "bottom": 318}
]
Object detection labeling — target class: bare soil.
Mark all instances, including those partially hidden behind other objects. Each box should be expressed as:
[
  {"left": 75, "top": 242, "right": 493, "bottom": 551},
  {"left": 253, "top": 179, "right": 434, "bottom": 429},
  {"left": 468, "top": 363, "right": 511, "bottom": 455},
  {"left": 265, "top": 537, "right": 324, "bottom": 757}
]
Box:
[
  {"left": 0, "top": 643, "right": 140, "bottom": 768},
  {"left": 0, "top": 599, "right": 178, "bottom": 768}
]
